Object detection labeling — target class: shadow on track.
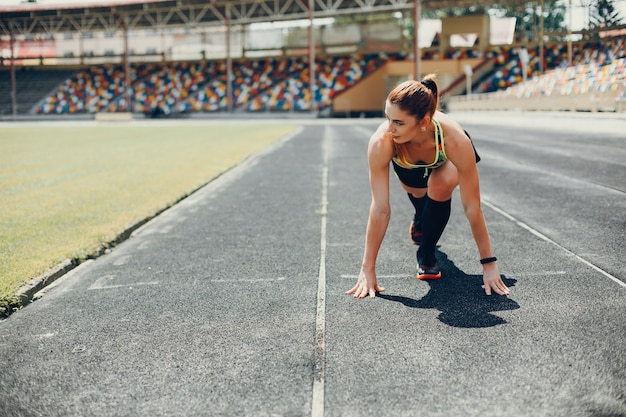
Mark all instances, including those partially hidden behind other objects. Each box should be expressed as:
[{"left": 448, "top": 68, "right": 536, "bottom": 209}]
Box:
[{"left": 378, "top": 251, "right": 519, "bottom": 328}]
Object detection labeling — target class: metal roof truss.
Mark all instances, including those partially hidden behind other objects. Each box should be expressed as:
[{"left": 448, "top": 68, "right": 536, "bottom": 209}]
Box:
[{"left": 0, "top": 0, "right": 528, "bottom": 37}]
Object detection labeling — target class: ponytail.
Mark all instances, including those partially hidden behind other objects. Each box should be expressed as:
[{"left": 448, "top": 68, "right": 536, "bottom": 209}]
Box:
[{"left": 420, "top": 73, "right": 439, "bottom": 110}]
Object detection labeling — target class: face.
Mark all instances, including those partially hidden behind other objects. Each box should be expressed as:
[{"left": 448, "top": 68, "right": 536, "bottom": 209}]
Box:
[{"left": 384, "top": 101, "right": 420, "bottom": 144}]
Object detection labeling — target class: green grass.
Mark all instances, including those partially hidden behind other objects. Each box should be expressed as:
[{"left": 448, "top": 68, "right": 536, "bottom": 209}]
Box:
[{"left": 0, "top": 123, "right": 297, "bottom": 316}]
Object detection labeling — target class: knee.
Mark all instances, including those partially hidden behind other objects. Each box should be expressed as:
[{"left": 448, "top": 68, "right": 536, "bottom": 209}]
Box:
[{"left": 427, "top": 177, "right": 456, "bottom": 201}]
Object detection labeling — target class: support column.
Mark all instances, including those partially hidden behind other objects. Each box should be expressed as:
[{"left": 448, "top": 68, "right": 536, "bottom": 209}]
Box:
[
  {"left": 79, "top": 31, "right": 84, "bottom": 65},
  {"left": 567, "top": 0, "right": 573, "bottom": 65},
  {"left": 308, "top": 0, "right": 316, "bottom": 113},
  {"left": 9, "top": 28, "right": 17, "bottom": 117},
  {"left": 413, "top": 0, "right": 421, "bottom": 80},
  {"left": 123, "top": 26, "right": 131, "bottom": 112},
  {"left": 114, "top": 9, "right": 131, "bottom": 113},
  {"left": 226, "top": 5, "right": 233, "bottom": 112},
  {"left": 539, "top": 0, "right": 544, "bottom": 73}
]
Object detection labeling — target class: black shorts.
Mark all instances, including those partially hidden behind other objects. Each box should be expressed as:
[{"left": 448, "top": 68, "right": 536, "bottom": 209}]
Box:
[{"left": 391, "top": 130, "right": 480, "bottom": 189}]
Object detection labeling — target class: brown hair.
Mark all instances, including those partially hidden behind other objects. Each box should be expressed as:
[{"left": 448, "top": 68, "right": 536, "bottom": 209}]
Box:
[
  {"left": 387, "top": 74, "right": 439, "bottom": 167},
  {"left": 387, "top": 74, "right": 439, "bottom": 121}
]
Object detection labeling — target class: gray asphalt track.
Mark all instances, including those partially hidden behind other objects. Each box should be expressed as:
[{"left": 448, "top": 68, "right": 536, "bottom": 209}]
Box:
[{"left": 1, "top": 112, "right": 625, "bottom": 417}]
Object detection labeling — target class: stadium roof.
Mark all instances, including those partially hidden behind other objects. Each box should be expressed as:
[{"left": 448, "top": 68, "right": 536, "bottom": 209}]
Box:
[{"left": 0, "top": 0, "right": 529, "bottom": 36}]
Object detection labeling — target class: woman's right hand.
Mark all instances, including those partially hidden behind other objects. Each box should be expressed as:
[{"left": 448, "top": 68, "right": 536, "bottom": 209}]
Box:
[{"left": 345, "top": 267, "right": 385, "bottom": 298}]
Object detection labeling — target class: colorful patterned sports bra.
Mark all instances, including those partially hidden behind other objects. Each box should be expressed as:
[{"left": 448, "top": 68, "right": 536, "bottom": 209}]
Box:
[{"left": 392, "top": 118, "right": 447, "bottom": 169}]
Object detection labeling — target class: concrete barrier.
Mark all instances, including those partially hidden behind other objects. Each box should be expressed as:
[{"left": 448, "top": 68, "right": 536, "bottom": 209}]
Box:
[
  {"left": 448, "top": 89, "right": 624, "bottom": 113},
  {"left": 95, "top": 112, "right": 133, "bottom": 121}
]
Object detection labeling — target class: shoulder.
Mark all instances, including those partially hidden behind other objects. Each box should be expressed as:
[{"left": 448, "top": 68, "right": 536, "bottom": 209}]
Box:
[
  {"left": 368, "top": 121, "right": 394, "bottom": 162},
  {"left": 367, "top": 121, "right": 394, "bottom": 172},
  {"left": 436, "top": 112, "right": 476, "bottom": 167},
  {"left": 437, "top": 112, "right": 472, "bottom": 151},
  {"left": 436, "top": 111, "right": 466, "bottom": 143}
]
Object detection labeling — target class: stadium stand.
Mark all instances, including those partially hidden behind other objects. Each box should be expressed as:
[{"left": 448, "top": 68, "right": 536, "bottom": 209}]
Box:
[
  {"left": 5, "top": 36, "right": 621, "bottom": 116},
  {"left": 445, "top": 47, "right": 483, "bottom": 60},
  {"left": 480, "top": 37, "right": 625, "bottom": 93},
  {"left": 0, "top": 67, "right": 76, "bottom": 115},
  {"left": 491, "top": 56, "right": 625, "bottom": 101},
  {"left": 35, "top": 53, "right": 391, "bottom": 115},
  {"left": 449, "top": 39, "right": 625, "bottom": 113},
  {"left": 1, "top": 0, "right": 624, "bottom": 117}
]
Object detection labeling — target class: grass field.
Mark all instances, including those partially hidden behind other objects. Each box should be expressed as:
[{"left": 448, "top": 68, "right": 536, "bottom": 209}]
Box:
[{"left": 0, "top": 122, "right": 297, "bottom": 316}]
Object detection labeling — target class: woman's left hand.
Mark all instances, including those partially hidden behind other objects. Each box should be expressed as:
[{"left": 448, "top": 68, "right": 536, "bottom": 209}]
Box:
[
  {"left": 482, "top": 264, "right": 510, "bottom": 296},
  {"left": 346, "top": 267, "right": 385, "bottom": 298}
]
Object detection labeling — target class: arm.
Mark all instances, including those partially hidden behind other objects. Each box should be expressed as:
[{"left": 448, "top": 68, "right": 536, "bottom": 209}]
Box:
[
  {"left": 447, "top": 129, "right": 510, "bottom": 296},
  {"left": 346, "top": 125, "right": 392, "bottom": 298}
]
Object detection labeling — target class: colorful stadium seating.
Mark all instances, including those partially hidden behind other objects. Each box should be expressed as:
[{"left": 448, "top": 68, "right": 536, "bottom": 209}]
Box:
[
  {"left": 494, "top": 56, "right": 625, "bottom": 99},
  {"left": 480, "top": 37, "right": 624, "bottom": 94},
  {"left": 33, "top": 37, "right": 624, "bottom": 115}
]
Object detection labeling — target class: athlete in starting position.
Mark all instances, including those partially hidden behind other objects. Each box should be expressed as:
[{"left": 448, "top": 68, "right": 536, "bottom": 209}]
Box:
[{"left": 346, "top": 74, "right": 510, "bottom": 299}]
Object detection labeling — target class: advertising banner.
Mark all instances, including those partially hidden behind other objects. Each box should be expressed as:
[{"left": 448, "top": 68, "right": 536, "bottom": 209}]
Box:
[{"left": 0, "top": 39, "right": 56, "bottom": 59}]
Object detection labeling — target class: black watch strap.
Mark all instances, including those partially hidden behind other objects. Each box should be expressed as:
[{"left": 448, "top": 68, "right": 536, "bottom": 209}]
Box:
[{"left": 480, "top": 256, "right": 497, "bottom": 265}]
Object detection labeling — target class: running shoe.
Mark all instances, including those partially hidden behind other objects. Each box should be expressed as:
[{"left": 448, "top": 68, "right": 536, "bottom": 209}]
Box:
[
  {"left": 409, "top": 216, "right": 422, "bottom": 245},
  {"left": 417, "top": 264, "right": 442, "bottom": 280}
]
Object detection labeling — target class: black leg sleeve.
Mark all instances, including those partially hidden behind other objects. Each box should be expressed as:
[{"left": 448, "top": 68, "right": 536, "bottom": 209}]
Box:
[
  {"left": 407, "top": 193, "right": 427, "bottom": 225},
  {"left": 417, "top": 196, "right": 451, "bottom": 267}
]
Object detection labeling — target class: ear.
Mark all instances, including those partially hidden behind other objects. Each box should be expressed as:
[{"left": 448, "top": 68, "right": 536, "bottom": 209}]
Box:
[{"left": 419, "top": 115, "right": 431, "bottom": 130}]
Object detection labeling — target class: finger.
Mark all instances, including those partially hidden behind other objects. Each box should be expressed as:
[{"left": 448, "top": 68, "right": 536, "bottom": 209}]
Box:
[
  {"left": 376, "top": 286, "right": 385, "bottom": 293},
  {"left": 369, "top": 288, "right": 376, "bottom": 298},
  {"left": 484, "top": 284, "right": 492, "bottom": 296},
  {"left": 493, "top": 283, "right": 509, "bottom": 296},
  {"left": 345, "top": 285, "right": 357, "bottom": 295},
  {"left": 496, "top": 281, "right": 510, "bottom": 295},
  {"left": 355, "top": 286, "right": 367, "bottom": 298}
]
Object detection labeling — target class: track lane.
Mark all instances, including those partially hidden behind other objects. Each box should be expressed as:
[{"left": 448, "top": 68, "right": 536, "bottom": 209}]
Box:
[{"left": 0, "top": 115, "right": 624, "bottom": 417}]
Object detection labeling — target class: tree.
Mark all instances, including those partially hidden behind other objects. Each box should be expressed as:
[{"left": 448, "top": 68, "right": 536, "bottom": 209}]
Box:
[
  {"left": 416, "top": 2, "right": 566, "bottom": 42},
  {"left": 588, "top": 0, "right": 623, "bottom": 29},
  {"left": 499, "top": 0, "right": 567, "bottom": 42}
]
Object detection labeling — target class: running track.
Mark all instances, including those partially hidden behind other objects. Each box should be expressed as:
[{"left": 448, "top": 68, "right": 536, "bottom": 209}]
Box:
[{"left": 1, "top": 111, "right": 624, "bottom": 417}]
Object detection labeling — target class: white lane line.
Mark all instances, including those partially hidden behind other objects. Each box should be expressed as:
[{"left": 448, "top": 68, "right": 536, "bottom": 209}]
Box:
[
  {"left": 483, "top": 200, "right": 626, "bottom": 289},
  {"left": 89, "top": 282, "right": 159, "bottom": 290},
  {"left": 340, "top": 272, "right": 567, "bottom": 279},
  {"left": 339, "top": 274, "right": 409, "bottom": 279},
  {"left": 137, "top": 241, "right": 151, "bottom": 250},
  {"left": 159, "top": 224, "right": 175, "bottom": 234},
  {"left": 481, "top": 151, "right": 624, "bottom": 194},
  {"left": 88, "top": 275, "right": 159, "bottom": 290},
  {"left": 311, "top": 126, "right": 330, "bottom": 417},
  {"left": 514, "top": 271, "right": 567, "bottom": 276},
  {"left": 113, "top": 255, "right": 132, "bottom": 266},
  {"left": 212, "top": 277, "right": 286, "bottom": 283}
]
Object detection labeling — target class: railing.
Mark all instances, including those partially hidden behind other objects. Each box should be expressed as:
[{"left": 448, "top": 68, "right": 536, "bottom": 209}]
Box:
[{"left": 447, "top": 88, "right": 625, "bottom": 113}]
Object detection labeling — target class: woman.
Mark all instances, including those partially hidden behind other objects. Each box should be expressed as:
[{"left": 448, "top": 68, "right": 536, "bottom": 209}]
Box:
[{"left": 346, "top": 75, "right": 510, "bottom": 299}]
